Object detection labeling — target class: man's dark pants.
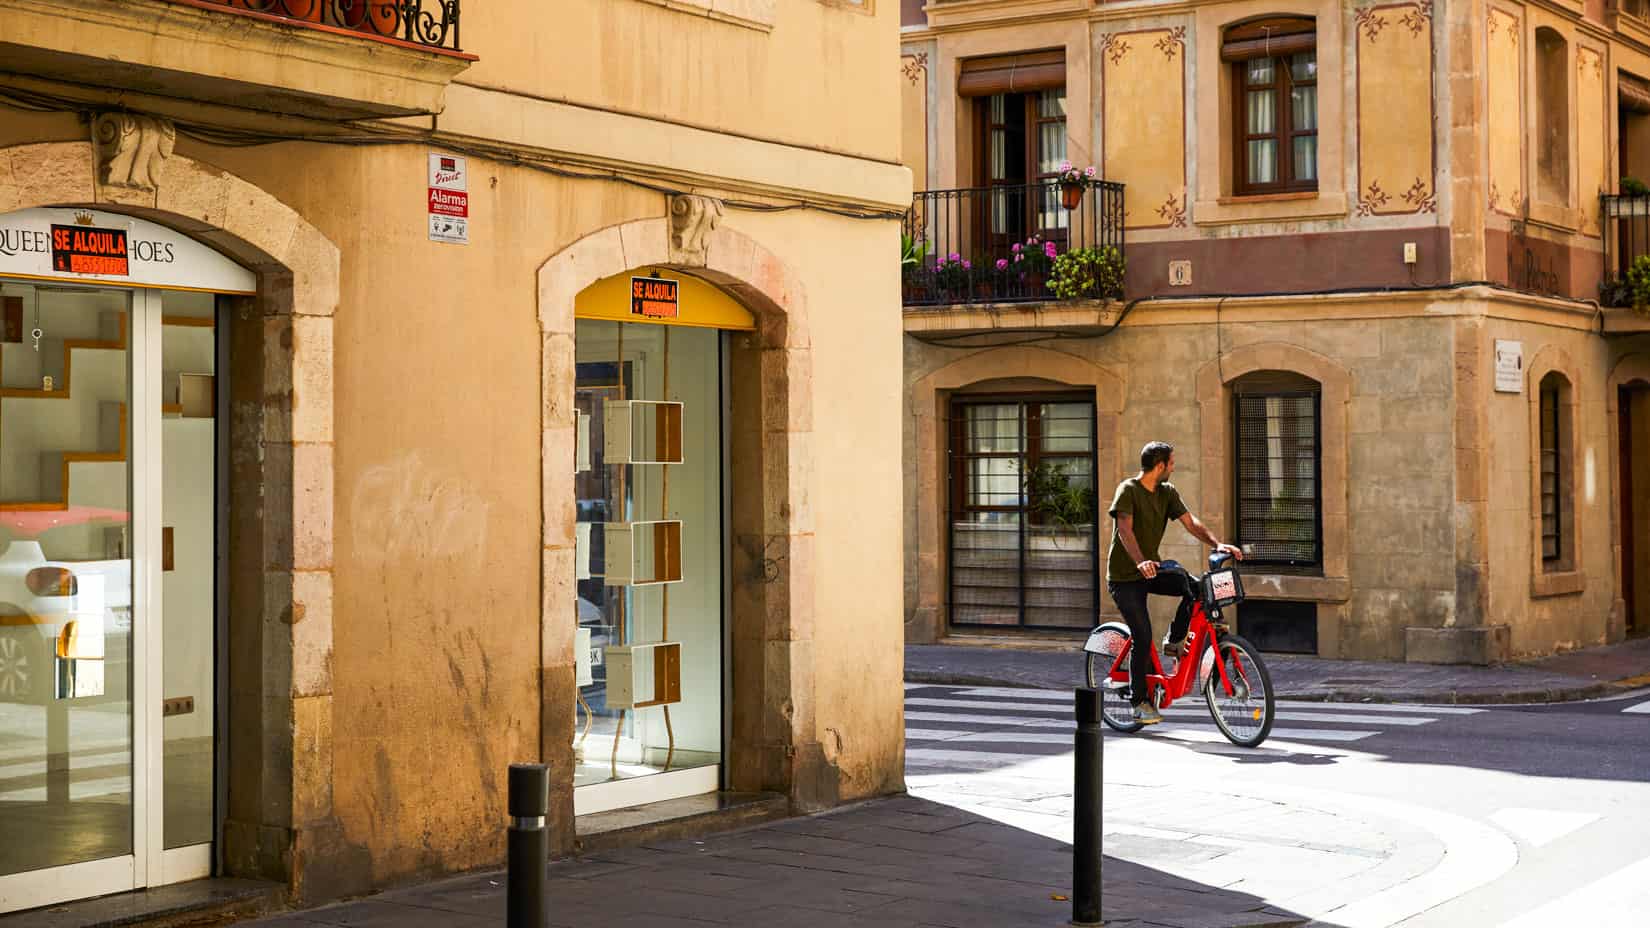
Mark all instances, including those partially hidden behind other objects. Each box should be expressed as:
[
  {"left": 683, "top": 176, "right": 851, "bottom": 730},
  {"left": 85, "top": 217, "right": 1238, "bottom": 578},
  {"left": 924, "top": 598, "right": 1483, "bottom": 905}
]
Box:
[{"left": 1106, "top": 575, "right": 1196, "bottom": 706}]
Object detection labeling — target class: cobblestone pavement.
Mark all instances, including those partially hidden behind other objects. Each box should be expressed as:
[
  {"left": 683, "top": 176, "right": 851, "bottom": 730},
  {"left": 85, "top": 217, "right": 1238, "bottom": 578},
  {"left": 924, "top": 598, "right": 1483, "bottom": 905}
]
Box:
[{"left": 905, "top": 634, "right": 1650, "bottom": 703}]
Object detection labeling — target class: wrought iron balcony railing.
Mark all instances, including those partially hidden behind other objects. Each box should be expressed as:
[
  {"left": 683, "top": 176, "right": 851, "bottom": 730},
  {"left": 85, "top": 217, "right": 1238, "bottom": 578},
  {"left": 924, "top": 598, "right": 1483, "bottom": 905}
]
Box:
[
  {"left": 1600, "top": 193, "right": 1650, "bottom": 307},
  {"left": 903, "top": 179, "right": 1125, "bottom": 307},
  {"left": 193, "top": 0, "right": 462, "bottom": 53}
]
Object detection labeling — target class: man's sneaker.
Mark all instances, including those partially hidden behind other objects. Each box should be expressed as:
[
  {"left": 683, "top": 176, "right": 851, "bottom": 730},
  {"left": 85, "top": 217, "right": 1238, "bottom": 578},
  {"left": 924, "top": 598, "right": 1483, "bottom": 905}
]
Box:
[
  {"left": 1132, "top": 703, "right": 1164, "bottom": 725},
  {"left": 1162, "top": 636, "right": 1189, "bottom": 658}
]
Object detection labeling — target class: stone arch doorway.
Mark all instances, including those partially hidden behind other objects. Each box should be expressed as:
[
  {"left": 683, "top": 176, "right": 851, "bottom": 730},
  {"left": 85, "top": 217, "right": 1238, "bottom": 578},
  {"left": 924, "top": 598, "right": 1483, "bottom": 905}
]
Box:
[
  {"left": 1609, "top": 353, "right": 1650, "bottom": 639},
  {"left": 536, "top": 209, "right": 827, "bottom": 849},
  {"left": 0, "top": 139, "right": 340, "bottom": 905}
]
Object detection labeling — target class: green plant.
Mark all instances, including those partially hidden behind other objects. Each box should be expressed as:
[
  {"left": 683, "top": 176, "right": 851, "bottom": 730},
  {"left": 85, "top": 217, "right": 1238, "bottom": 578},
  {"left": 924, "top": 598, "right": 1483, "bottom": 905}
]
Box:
[
  {"left": 933, "top": 253, "right": 973, "bottom": 294},
  {"left": 1624, "top": 177, "right": 1650, "bottom": 197},
  {"left": 1048, "top": 245, "right": 1126, "bottom": 301},
  {"left": 1626, "top": 254, "right": 1650, "bottom": 316},
  {"left": 1023, "top": 462, "right": 1095, "bottom": 529},
  {"left": 901, "top": 232, "right": 930, "bottom": 267}
]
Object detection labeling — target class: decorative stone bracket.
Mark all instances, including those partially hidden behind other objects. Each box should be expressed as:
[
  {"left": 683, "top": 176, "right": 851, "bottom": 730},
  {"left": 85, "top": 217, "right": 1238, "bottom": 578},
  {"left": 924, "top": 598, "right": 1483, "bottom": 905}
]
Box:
[
  {"left": 93, "top": 112, "right": 175, "bottom": 192},
  {"left": 668, "top": 194, "right": 724, "bottom": 266}
]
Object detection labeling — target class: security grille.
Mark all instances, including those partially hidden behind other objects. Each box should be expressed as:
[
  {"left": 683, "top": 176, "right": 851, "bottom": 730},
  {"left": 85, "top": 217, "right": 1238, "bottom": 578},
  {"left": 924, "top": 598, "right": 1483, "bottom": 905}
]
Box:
[
  {"left": 1234, "top": 391, "right": 1322, "bottom": 568},
  {"left": 948, "top": 395, "right": 1097, "bottom": 630},
  {"left": 1540, "top": 383, "right": 1562, "bottom": 562}
]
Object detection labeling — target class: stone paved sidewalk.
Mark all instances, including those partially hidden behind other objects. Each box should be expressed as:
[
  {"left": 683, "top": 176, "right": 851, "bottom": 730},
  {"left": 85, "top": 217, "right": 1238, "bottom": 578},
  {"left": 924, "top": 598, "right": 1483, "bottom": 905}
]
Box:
[
  {"left": 241, "top": 795, "right": 1310, "bottom": 928},
  {"left": 905, "top": 635, "right": 1650, "bottom": 703}
]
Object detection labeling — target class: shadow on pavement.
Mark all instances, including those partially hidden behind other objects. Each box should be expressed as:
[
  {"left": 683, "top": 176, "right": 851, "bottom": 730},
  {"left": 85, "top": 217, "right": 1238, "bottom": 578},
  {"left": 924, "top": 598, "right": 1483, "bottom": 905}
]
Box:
[{"left": 236, "top": 794, "right": 1338, "bottom": 928}]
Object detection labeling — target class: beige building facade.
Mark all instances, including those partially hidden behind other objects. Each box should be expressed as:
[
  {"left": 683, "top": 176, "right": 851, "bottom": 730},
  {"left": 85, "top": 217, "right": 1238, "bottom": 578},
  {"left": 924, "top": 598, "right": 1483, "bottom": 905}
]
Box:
[
  {"left": 899, "top": 0, "right": 1650, "bottom": 662},
  {"left": 0, "top": 0, "right": 908, "bottom": 915}
]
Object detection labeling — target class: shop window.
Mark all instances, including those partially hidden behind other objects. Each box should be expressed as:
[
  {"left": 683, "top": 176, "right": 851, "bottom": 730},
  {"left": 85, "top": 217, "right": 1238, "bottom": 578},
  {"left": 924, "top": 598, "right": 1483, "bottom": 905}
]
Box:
[
  {"left": 1232, "top": 372, "right": 1322, "bottom": 570},
  {"left": 1538, "top": 372, "right": 1573, "bottom": 568},
  {"left": 1536, "top": 27, "right": 1570, "bottom": 206},
  {"left": 1223, "top": 17, "right": 1318, "bottom": 196},
  {"left": 947, "top": 394, "right": 1096, "bottom": 630}
]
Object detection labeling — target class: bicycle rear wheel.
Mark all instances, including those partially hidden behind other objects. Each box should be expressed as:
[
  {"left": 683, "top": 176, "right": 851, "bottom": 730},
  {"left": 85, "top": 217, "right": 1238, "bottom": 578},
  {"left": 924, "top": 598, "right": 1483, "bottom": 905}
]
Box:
[
  {"left": 1085, "top": 626, "right": 1142, "bottom": 733},
  {"left": 1202, "top": 634, "right": 1274, "bottom": 747}
]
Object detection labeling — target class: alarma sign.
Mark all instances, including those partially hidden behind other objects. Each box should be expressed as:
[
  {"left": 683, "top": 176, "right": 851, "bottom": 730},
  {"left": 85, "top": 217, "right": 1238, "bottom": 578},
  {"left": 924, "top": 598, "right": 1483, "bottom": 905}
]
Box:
[{"left": 427, "top": 153, "right": 469, "bottom": 245}]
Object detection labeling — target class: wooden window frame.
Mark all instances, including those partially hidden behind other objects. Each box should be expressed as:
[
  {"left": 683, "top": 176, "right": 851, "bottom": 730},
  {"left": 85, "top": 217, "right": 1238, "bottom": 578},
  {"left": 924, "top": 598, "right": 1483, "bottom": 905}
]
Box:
[
  {"left": 1232, "top": 383, "right": 1323, "bottom": 571},
  {"left": 1539, "top": 379, "right": 1564, "bottom": 563},
  {"left": 946, "top": 392, "right": 1097, "bottom": 631},
  {"left": 972, "top": 90, "right": 1070, "bottom": 248},
  {"left": 1226, "top": 19, "right": 1318, "bottom": 197}
]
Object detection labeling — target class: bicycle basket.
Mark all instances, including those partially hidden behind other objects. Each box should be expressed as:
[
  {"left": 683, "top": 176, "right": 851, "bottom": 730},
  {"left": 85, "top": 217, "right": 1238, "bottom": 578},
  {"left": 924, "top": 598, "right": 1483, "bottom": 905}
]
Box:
[{"left": 1200, "top": 567, "right": 1245, "bottom": 609}]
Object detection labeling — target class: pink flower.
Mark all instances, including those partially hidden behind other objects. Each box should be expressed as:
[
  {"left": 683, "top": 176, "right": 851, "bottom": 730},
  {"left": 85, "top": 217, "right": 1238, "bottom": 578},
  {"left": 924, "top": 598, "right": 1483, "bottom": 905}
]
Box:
[
  {"left": 1044, "top": 242, "right": 1057, "bottom": 258},
  {"left": 1060, "top": 160, "right": 1072, "bottom": 174},
  {"left": 1084, "top": 166, "right": 1096, "bottom": 178},
  {"left": 995, "top": 259, "right": 1009, "bottom": 271},
  {"left": 948, "top": 252, "right": 961, "bottom": 262},
  {"left": 962, "top": 260, "right": 972, "bottom": 270},
  {"left": 1011, "top": 243, "right": 1022, "bottom": 253},
  {"left": 1014, "top": 253, "right": 1024, "bottom": 263}
]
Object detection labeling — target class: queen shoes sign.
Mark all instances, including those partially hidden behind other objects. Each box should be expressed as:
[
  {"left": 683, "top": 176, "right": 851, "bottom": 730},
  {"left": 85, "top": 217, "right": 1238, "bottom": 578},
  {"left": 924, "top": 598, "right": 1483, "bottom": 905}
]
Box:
[{"left": 0, "top": 208, "right": 255, "bottom": 294}]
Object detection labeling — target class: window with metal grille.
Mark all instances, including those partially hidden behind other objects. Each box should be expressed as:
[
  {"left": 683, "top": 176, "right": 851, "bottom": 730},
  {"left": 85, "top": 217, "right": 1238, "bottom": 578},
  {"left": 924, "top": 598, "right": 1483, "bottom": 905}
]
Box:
[
  {"left": 1540, "top": 378, "right": 1563, "bottom": 562},
  {"left": 947, "top": 394, "right": 1097, "bottom": 630},
  {"left": 1233, "top": 379, "right": 1321, "bottom": 569}
]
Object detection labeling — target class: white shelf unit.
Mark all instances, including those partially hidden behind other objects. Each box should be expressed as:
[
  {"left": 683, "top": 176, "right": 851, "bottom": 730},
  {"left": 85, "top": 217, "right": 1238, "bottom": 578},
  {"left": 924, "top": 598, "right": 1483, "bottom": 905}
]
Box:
[
  {"left": 601, "top": 520, "right": 683, "bottom": 587},
  {"left": 603, "top": 400, "right": 684, "bottom": 465}
]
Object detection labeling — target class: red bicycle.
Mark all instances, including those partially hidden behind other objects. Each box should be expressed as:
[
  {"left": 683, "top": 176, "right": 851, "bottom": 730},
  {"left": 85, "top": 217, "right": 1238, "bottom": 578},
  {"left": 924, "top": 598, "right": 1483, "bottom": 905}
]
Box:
[{"left": 1082, "top": 552, "right": 1276, "bottom": 747}]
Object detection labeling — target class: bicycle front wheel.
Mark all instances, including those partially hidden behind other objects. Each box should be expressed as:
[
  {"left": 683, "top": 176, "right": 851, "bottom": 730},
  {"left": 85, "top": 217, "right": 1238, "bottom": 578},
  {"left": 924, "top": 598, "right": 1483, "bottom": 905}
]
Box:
[
  {"left": 1203, "top": 634, "right": 1275, "bottom": 747},
  {"left": 1085, "top": 627, "right": 1142, "bottom": 733}
]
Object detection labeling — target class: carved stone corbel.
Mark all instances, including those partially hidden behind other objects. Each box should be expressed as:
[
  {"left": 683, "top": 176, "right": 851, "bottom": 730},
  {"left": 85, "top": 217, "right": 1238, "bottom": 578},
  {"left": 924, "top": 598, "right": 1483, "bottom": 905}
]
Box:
[
  {"left": 668, "top": 194, "right": 724, "bottom": 266},
  {"left": 93, "top": 112, "right": 176, "bottom": 192}
]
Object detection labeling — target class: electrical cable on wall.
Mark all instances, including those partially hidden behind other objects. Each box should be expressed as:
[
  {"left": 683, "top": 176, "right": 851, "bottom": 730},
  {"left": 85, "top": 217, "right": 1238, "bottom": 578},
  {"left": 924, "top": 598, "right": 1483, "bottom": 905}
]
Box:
[{"left": 0, "top": 90, "right": 906, "bottom": 223}]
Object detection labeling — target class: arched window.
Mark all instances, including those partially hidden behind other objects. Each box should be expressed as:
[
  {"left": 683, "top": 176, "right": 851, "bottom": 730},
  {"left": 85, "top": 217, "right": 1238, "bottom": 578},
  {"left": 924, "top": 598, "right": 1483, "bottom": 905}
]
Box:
[
  {"left": 1224, "top": 17, "right": 1318, "bottom": 195},
  {"left": 1536, "top": 27, "right": 1570, "bottom": 205},
  {"left": 1232, "top": 371, "right": 1322, "bottom": 569},
  {"left": 1538, "top": 371, "right": 1573, "bottom": 567}
]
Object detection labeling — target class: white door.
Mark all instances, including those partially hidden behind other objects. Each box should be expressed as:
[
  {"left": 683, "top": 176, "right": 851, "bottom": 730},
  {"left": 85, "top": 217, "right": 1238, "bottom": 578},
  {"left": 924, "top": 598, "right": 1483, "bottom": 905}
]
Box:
[{"left": 0, "top": 283, "right": 216, "bottom": 912}]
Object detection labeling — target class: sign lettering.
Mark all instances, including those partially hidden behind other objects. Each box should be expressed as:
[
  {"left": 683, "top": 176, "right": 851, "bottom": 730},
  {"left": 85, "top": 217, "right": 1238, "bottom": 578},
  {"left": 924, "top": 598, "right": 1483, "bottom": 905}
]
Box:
[
  {"left": 50, "top": 224, "right": 129, "bottom": 276},
  {"left": 630, "top": 276, "right": 679, "bottom": 319}
]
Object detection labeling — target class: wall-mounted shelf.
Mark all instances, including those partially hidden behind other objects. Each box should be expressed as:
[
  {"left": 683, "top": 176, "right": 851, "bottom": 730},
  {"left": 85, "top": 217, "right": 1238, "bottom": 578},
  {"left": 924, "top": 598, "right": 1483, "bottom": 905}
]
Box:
[
  {"left": 575, "top": 522, "right": 592, "bottom": 581},
  {"left": 576, "top": 627, "right": 594, "bottom": 687},
  {"left": 605, "top": 641, "right": 681, "bottom": 709},
  {"left": 575, "top": 411, "right": 592, "bottom": 473},
  {"left": 603, "top": 400, "right": 683, "bottom": 464},
  {"left": 602, "top": 520, "right": 682, "bottom": 586}
]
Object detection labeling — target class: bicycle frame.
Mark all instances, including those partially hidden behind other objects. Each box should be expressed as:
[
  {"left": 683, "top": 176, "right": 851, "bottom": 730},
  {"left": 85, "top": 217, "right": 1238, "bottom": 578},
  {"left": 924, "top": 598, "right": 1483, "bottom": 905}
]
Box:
[{"left": 1102, "top": 599, "right": 1243, "bottom": 710}]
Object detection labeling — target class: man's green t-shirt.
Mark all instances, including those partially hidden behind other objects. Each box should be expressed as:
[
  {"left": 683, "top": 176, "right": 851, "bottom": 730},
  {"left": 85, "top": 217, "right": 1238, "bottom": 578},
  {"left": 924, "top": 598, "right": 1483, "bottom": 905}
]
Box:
[{"left": 1106, "top": 477, "right": 1188, "bottom": 583}]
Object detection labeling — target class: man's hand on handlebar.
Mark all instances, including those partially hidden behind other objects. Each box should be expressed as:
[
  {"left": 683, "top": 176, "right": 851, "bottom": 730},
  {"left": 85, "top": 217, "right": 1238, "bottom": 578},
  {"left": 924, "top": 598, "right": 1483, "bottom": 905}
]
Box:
[
  {"left": 1137, "top": 560, "right": 1159, "bottom": 579},
  {"left": 1215, "top": 543, "right": 1245, "bottom": 561}
]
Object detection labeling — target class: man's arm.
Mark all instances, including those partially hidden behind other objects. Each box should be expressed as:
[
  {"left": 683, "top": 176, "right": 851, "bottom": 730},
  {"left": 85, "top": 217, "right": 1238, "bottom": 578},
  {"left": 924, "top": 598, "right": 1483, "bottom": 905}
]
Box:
[
  {"left": 1115, "top": 513, "right": 1159, "bottom": 578},
  {"left": 1178, "top": 512, "right": 1244, "bottom": 559}
]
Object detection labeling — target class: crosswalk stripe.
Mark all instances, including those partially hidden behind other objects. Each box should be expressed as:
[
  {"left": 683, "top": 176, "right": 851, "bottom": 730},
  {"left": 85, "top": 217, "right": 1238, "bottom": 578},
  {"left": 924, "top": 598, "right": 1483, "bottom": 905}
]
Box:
[
  {"left": 907, "top": 708, "right": 1433, "bottom": 728},
  {"left": 1497, "top": 853, "right": 1650, "bottom": 925},
  {"left": 904, "top": 697, "right": 1072, "bottom": 713},
  {"left": 1622, "top": 700, "right": 1650, "bottom": 714},
  {"left": 910, "top": 723, "right": 1378, "bottom": 744},
  {"left": 906, "top": 747, "right": 1050, "bottom": 766},
  {"left": 951, "top": 687, "right": 1071, "bottom": 700}
]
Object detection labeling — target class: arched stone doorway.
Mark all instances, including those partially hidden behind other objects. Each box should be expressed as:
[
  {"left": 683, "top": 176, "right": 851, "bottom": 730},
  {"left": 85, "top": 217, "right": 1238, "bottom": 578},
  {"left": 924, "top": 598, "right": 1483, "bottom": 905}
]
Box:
[
  {"left": 0, "top": 140, "right": 340, "bottom": 904},
  {"left": 536, "top": 210, "right": 829, "bottom": 849}
]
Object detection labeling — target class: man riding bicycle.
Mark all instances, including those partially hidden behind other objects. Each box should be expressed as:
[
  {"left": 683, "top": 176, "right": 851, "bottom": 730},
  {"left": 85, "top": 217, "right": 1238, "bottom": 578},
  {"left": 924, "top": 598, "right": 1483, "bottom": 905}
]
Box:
[{"left": 1106, "top": 441, "right": 1243, "bottom": 725}]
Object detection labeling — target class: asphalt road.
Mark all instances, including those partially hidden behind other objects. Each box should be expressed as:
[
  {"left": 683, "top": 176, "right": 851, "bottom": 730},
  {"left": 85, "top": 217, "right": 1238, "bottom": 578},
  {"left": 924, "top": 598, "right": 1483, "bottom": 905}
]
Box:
[{"left": 902, "top": 682, "right": 1650, "bottom": 927}]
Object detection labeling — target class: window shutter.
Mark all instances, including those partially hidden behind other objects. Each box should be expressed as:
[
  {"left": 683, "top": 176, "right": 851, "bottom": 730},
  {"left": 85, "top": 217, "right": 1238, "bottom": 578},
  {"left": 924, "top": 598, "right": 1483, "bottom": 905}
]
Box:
[{"left": 958, "top": 50, "right": 1067, "bottom": 97}]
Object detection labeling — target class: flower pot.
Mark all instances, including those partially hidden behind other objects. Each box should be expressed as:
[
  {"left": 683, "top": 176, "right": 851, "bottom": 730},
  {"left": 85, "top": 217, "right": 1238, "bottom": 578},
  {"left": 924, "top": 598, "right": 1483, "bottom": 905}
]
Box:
[{"left": 1060, "top": 182, "right": 1086, "bottom": 210}]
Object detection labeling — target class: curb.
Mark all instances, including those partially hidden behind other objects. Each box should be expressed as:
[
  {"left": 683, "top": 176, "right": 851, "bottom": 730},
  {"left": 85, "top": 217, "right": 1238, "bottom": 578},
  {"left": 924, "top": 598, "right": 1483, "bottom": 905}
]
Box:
[{"left": 905, "top": 671, "right": 1635, "bottom": 705}]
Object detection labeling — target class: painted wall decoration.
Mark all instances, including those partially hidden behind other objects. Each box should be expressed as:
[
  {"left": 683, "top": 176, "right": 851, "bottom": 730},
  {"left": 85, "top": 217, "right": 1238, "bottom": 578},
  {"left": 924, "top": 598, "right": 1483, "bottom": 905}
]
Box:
[
  {"left": 1577, "top": 45, "right": 1605, "bottom": 237},
  {"left": 1101, "top": 27, "right": 1187, "bottom": 230},
  {"left": 901, "top": 52, "right": 929, "bottom": 193},
  {"left": 1355, "top": 1, "right": 1436, "bottom": 216},
  {"left": 1487, "top": 5, "right": 1525, "bottom": 216}
]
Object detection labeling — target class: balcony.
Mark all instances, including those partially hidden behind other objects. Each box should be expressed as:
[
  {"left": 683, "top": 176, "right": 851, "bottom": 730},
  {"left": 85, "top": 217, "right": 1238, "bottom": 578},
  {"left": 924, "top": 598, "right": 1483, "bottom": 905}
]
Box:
[
  {"left": 1596, "top": 193, "right": 1650, "bottom": 331},
  {"left": 0, "top": 0, "right": 474, "bottom": 120},
  {"left": 902, "top": 180, "right": 1126, "bottom": 308}
]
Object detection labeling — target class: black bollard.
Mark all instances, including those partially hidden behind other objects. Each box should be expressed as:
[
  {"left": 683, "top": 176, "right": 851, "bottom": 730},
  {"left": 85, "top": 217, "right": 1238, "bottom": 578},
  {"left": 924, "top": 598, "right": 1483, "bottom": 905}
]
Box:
[
  {"left": 1072, "top": 687, "right": 1103, "bottom": 927},
  {"left": 507, "top": 763, "right": 549, "bottom": 928}
]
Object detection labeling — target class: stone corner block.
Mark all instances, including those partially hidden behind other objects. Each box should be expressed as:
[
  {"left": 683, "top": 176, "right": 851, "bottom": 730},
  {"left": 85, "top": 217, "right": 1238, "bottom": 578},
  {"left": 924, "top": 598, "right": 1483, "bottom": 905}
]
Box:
[{"left": 1403, "top": 624, "right": 1510, "bottom": 665}]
